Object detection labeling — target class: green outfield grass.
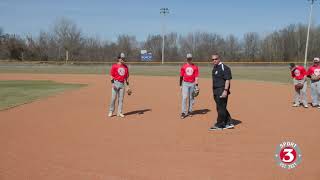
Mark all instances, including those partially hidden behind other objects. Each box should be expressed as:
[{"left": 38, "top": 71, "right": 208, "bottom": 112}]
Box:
[
  {"left": 0, "top": 63, "right": 292, "bottom": 84},
  {"left": 0, "top": 80, "right": 85, "bottom": 110}
]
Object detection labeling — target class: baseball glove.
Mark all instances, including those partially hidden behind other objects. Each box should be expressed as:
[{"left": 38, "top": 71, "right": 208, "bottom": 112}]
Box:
[
  {"left": 295, "top": 83, "right": 304, "bottom": 90},
  {"left": 311, "top": 74, "right": 320, "bottom": 81},
  {"left": 127, "top": 88, "right": 132, "bottom": 96},
  {"left": 192, "top": 87, "right": 200, "bottom": 97}
]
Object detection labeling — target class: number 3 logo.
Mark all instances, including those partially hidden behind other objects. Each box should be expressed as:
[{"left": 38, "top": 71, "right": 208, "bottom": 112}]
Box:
[
  {"left": 274, "top": 142, "right": 302, "bottom": 169},
  {"left": 282, "top": 149, "right": 294, "bottom": 163},
  {"left": 280, "top": 148, "right": 296, "bottom": 163}
]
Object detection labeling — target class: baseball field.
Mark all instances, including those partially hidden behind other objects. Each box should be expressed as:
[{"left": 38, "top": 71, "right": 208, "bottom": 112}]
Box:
[{"left": 0, "top": 63, "right": 319, "bottom": 180}]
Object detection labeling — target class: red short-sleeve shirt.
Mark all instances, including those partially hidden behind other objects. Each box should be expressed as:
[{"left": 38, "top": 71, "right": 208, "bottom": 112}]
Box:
[
  {"left": 110, "top": 63, "right": 129, "bottom": 82},
  {"left": 180, "top": 63, "right": 199, "bottom": 83},
  {"left": 291, "top": 66, "right": 306, "bottom": 80},
  {"left": 307, "top": 65, "right": 320, "bottom": 77}
]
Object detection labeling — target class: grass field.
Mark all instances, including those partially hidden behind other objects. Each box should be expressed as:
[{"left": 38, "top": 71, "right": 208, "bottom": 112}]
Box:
[
  {"left": 0, "top": 80, "right": 85, "bottom": 110},
  {"left": 0, "top": 63, "right": 292, "bottom": 83}
]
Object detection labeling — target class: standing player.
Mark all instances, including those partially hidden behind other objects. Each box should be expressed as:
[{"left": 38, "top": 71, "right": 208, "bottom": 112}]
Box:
[
  {"left": 179, "top": 53, "right": 199, "bottom": 119},
  {"left": 209, "top": 54, "right": 234, "bottom": 130},
  {"left": 289, "top": 63, "right": 308, "bottom": 108},
  {"left": 108, "top": 53, "right": 130, "bottom": 118},
  {"left": 307, "top": 57, "right": 320, "bottom": 108}
]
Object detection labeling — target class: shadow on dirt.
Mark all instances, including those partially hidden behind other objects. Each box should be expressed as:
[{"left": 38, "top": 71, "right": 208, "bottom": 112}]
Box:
[
  {"left": 230, "top": 119, "right": 242, "bottom": 126},
  {"left": 191, "top": 109, "right": 211, "bottom": 115},
  {"left": 124, "top": 109, "right": 152, "bottom": 116}
]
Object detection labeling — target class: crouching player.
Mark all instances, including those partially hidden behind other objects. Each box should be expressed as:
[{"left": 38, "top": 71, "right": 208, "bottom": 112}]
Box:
[{"left": 289, "top": 63, "right": 308, "bottom": 108}]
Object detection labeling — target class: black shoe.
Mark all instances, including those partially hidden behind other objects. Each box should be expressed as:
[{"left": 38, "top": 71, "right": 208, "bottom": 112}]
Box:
[
  {"left": 227, "top": 116, "right": 233, "bottom": 124},
  {"left": 188, "top": 111, "right": 193, "bottom": 117},
  {"left": 226, "top": 120, "right": 234, "bottom": 126},
  {"left": 181, "top": 113, "right": 187, "bottom": 119},
  {"left": 209, "top": 126, "right": 223, "bottom": 131}
]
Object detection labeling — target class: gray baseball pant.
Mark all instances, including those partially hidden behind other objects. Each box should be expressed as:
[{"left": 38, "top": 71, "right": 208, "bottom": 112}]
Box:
[
  {"left": 293, "top": 79, "right": 307, "bottom": 106},
  {"left": 182, "top": 81, "right": 195, "bottom": 114},
  {"left": 109, "top": 81, "right": 125, "bottom": 114}
]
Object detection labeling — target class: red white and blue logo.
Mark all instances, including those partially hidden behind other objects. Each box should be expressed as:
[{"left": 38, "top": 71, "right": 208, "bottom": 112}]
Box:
[{"left": 275, "top": 141, "right": 302, "bottom": 169}]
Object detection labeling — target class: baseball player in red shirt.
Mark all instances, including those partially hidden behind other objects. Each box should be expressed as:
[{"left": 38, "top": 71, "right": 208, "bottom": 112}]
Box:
[
  {"left": 289, "top": 63, "right": 308, "bottom": 108},
  {"left": 179, "top": 53, "right": 199, "bottom": 119},
  {"left": 307, "top": 57, "right": 320, "bottom": 108},
  {"left": 108, "top": 53, "right": 130, "bottom": 118}
]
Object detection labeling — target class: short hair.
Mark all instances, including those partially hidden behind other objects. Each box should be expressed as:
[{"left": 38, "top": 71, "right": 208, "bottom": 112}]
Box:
[
  {"left": 289, "top": 63, "right": 295, "bottom": 68},
  {"left": 212, "top": 54, "right": 220, "bottom": 57},
  {"left": 212, "top": 54, "right": 221, "bottom": 60}
]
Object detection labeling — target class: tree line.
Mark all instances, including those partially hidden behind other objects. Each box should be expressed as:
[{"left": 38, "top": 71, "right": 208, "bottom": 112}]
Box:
[{"left": 0, "top": 18, "right": 319, "bottom": 62}]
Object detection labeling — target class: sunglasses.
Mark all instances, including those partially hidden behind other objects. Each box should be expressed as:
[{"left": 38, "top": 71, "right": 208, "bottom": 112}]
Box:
[{"left": 212, "top": 58, "right": 219, "bottom": 60}]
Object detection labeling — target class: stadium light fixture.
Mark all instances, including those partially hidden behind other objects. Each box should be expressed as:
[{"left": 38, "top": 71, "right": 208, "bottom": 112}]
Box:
[{"left": 160, "top": 8, "right": 169, "bottom": 64}]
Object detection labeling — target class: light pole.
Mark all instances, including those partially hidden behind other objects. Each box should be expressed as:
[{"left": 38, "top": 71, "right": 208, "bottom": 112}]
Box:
[
  {"left": 304, "top": 0, "right": 318, "bottom": 68},
  {"left": 160, "top": 8, "right": 169, "bottom": 64}
]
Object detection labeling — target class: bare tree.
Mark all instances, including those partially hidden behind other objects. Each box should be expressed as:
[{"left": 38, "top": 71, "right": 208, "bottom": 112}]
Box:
[
  {"left": 243, "top": 32, "right": 260, "bottom": 61},
  {"left": 261, "top": 31, "right": 283, "bottom": 61},
  {"left": 179, "top": 33, "right": 194, "bottom": 57},
  {"left": 0, "top": 27, "right": 6, "bottom": 59},
  {"left": 165, "top": 32, "right": 179, "bottom": 61},
  {"left": 309, "top": 26, "right": 320, "bottom": 59},
  {"left": 52, "top": 17, "right": 83, "bottom": 61},
  {"left": 179, "top": 32, "right": 202, "bottom": 60},
  {"left": 5, "top": 34, "right": 25, "bottom": 60},
  {"left": 224, "top": 34, "right": 241, "bottom": 61},
  {"left": 3, "top": 19, "right": 320, "bottom": 62},
  {"left": 117, "top": 35, "right": 139, "bottom": 61},
  {"left": 104, "top": 42, "right": 119, "bottom": 61},
  {"left": 37, "top": 31, "right": 50, "bottom": 61},
  {"left": 295, "top": 24, "right": 307, "bottom": 60},
  {"left": 143, "top": 34, "right": 163, "bottom": 61}
]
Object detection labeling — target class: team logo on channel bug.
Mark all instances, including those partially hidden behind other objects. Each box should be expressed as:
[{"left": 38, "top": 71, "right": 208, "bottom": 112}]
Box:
[{"left": 275, "top": 141, "right": 302, "bottom": 169}]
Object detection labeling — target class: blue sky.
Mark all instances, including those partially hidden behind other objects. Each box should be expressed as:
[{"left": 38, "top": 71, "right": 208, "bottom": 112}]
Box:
[{"left": 0, "top": 0, "right": 319, "bottom": 41}]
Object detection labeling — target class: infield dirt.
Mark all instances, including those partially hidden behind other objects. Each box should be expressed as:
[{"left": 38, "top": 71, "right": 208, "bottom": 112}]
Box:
[{"left": 0, "top": 74, "right": 319, "bottom": 180}]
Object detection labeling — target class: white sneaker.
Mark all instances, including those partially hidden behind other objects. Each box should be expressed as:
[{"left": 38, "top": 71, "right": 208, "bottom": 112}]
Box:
[
  {"left": 223, "top": 124, "right": 235, "bottom": 129},
  {"left": 318, "top": 106, "right": 320, "bottom": 109},
  {"left": 108, "top": 111, "right": 113, "bottom": 117},
  {"left": 292, "top": 103, "right": 300, "bottom": 107},
  {"left": 117, "top": 113, "right": 125, "bottom": 118},
  {"left": 303, "top": 104, "right": 309, "bottom": 108}
]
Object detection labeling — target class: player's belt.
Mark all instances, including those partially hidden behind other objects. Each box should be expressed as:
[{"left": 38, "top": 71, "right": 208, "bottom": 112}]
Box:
[
  {"left": 183, "top": 80, "right": 195, "bottom": 83},
  {"left": 115, "top": 80, "right": 125, "bottom": 83}
]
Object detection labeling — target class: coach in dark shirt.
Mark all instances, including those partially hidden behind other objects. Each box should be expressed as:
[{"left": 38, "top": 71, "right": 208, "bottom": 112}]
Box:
[{"left": 209, "top": 54, "right": 234, "bottom": 130}]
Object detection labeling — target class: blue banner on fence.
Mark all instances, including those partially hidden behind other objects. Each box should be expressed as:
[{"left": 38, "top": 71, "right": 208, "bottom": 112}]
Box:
[{"left": 141, "top": 53, "right": 153, "bottom": 62}]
